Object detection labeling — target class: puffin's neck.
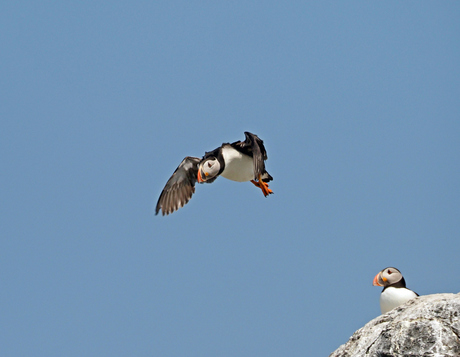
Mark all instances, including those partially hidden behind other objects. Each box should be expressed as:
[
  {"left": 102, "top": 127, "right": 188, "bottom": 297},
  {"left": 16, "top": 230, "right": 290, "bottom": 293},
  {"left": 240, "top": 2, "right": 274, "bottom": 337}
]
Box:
[{"left": 382, "top": 277, "right": 407, "bottom": 292}]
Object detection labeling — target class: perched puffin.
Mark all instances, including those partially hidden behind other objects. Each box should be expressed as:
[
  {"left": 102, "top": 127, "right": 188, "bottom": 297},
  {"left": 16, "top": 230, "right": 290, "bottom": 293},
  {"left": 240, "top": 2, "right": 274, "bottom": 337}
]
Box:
[
  {"left": 373, "top": 267, "right": 419, "bottom": 314},
  {"left": 156, "top": 131, "right": 273, "bottom": 216}
]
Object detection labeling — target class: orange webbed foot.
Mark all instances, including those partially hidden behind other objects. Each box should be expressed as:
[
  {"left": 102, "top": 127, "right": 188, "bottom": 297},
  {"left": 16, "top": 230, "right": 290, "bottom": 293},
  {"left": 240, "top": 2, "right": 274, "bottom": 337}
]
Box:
[{"left": 251, "top": 175, "right": 273, "bottom": 197}]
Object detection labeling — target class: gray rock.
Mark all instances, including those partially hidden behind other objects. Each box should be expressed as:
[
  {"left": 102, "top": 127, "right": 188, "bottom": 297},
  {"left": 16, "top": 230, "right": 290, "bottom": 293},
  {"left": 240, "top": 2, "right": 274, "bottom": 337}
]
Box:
[{"left": 330, "top": 293, "right": 460, "bottom": 357}]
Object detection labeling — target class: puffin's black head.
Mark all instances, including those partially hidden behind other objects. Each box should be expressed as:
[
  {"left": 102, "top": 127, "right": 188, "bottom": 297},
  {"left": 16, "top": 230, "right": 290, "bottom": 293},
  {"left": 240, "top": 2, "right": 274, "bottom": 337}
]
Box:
[{"left": 197, "top": 157, "right": 221, "bottom": 183}]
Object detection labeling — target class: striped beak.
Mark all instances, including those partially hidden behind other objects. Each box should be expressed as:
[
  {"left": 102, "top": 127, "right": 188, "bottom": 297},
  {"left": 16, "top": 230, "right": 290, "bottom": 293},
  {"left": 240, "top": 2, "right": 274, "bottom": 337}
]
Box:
[
  {"left": 373, "top": 272, "right": 383, "bottom": 286},
  {"left": 197, "top": 168, "right": 204, "bottom": 183}
]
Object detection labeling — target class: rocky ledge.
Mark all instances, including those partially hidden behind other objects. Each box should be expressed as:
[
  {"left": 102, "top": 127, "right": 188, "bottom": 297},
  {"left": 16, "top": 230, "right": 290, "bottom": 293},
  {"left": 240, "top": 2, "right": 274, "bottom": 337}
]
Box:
[{"left": 330, "top": 293, "right": 460, "bottom": 357}]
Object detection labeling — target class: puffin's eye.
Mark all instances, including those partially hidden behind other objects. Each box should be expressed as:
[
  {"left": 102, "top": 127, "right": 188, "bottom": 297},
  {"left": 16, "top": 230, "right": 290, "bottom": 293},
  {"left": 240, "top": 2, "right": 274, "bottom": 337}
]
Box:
[
  {"left": 208, "top": 162, "right": 213, "bottom": 168},
  {"left": 388, "top": 269, "right": 392, "bottom": 274}
]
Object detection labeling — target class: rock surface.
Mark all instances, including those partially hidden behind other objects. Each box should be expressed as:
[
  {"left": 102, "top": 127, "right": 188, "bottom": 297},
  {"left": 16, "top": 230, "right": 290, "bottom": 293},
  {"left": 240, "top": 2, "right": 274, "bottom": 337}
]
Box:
[{"left": 330, "top": 293, "right": 460, "bottom": 357}]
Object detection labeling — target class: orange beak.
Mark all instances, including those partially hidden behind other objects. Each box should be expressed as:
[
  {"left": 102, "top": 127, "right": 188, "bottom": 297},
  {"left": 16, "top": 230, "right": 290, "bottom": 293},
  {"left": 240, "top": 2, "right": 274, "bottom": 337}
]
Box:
[
  {"left": 197, "top": 169, "right": 204, "bottom": 183},
  {"left": 373, "top": 272, "right": 382, "bottom": 286}
]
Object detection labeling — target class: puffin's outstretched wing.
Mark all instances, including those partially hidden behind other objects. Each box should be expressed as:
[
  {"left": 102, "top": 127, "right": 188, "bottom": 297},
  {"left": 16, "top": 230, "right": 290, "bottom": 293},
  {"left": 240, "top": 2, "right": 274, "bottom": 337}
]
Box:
[
  {"left": 232, "top": 131, "right": 268, "bottom": 180},
  {"left": 155, "top": 156, "right": 201, "bottom": 216}
]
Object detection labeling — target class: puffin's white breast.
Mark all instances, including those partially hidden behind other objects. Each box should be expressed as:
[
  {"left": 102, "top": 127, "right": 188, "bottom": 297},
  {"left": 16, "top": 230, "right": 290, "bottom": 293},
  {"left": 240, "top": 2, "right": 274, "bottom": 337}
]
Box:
[
  {"left": 380, "top": 287, "right": 418, "bottom": 314},
  {"left": 220, "top": 146, "right": 254, "bottom": 182}
]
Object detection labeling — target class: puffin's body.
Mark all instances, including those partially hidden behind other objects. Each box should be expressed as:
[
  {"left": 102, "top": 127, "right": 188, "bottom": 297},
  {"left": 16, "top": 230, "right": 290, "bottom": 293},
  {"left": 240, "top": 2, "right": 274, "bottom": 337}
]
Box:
[
  {"left": 373, "top": 267, "right": 418, "bottom": 314},
  {"left": 156, "top": 132, "right": 273, "bottom": 216},
  {"left": 220, "top": 145, "right": 255, "bottom": 182}
]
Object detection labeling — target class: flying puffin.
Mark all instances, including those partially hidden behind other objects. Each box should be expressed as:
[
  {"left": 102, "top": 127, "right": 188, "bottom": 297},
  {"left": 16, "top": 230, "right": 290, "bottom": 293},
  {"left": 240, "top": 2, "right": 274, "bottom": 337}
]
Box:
[
  {"left": 373, "top": 267, "right": 419, "bottom": 314},
  {"left": 155, "top": 131, "right": 273, "bottom": 216}
]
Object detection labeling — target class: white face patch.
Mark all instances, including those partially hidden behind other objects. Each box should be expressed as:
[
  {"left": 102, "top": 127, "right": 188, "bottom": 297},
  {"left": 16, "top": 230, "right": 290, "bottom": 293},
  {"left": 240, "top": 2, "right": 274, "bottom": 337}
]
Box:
[
  {"left": 381, "top": 268, "right": 402, "bottom": 285},
  {"left": 202, "top": 158, "right": 220, "bottom": 179}
]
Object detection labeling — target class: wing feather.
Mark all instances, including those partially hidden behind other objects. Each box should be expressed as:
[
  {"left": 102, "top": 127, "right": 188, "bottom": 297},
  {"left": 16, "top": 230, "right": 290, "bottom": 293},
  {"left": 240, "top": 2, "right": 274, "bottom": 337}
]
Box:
[
  {"left": 155, "top": 156, "right": 201, "bottom": 215},
  {"left": 243, "top": 131, "right": 267, "bottom": 180}
]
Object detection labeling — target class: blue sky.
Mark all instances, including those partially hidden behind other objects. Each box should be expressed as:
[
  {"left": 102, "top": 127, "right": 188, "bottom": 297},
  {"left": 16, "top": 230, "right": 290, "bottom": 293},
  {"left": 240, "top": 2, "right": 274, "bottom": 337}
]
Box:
[{"left": 1, "top": 1, "right": 459, "bottom": 356}]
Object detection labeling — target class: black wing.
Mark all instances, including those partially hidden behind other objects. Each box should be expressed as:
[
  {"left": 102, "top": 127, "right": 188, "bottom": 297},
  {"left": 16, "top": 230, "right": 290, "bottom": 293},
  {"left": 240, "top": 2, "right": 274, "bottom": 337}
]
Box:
[
  {"left": 155, "top": 156, "right": 202, "bottom": 216},
  {"left": 232, "top": 131, "right": 269, "bottom": 180}
]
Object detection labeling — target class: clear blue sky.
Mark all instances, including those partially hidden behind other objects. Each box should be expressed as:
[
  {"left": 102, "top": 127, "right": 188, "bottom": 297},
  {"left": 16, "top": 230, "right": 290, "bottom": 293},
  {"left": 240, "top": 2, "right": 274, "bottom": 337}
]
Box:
[{"left": 1, "top": 2, "right": 459, "bottom": 356}]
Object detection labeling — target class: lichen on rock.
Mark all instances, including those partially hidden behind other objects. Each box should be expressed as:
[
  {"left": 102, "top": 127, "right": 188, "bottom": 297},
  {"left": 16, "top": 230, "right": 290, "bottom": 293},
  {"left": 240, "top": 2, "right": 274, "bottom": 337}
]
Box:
[{"left": 330, "top": 293, "right": 460, "bottom": 357}]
